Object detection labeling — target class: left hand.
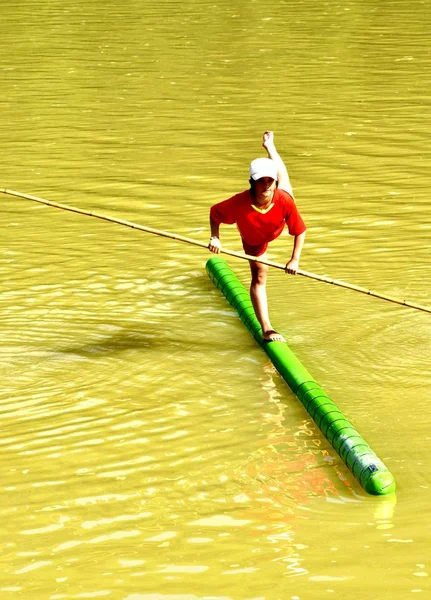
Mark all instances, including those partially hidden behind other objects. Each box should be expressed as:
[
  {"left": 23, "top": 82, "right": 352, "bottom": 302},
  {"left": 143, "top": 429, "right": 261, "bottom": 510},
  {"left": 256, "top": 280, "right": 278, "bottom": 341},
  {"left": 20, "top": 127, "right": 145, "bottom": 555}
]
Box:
[{"left": 285, "top": 258, "right": 299, "bottom": 275}]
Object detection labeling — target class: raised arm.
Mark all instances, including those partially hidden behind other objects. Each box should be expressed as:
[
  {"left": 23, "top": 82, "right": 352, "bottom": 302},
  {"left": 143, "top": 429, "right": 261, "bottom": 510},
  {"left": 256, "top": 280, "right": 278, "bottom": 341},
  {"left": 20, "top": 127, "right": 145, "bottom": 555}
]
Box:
[{"left": 262, "top": 131, "right": 294, "bottom": 197}]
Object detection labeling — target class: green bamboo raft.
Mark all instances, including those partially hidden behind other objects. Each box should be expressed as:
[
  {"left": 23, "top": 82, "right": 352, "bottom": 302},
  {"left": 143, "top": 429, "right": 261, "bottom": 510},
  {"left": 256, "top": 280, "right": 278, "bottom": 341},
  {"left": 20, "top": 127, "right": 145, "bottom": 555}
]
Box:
[{"left": 206, "top": 256, "right": 396, "bottom": 496}]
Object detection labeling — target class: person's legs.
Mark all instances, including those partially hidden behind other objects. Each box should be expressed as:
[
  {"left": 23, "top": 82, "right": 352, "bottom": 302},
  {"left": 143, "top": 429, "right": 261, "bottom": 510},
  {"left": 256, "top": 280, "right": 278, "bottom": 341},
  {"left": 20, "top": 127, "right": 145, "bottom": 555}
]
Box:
[{"left": 249, "top": 253, "right": 285, "bottom": 343}]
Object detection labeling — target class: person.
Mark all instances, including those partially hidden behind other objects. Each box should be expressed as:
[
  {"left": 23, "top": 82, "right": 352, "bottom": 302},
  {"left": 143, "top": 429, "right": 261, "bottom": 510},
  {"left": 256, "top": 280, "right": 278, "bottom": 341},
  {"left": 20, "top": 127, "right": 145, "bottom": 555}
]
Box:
[{"left": 208, "top": 131, "right": 306, "bottom": 343}]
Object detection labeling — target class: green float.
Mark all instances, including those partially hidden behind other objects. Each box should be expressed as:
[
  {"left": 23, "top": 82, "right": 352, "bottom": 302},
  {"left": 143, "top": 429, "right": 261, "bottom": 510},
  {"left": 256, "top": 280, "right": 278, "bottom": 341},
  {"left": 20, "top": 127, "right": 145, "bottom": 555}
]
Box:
[{"left": 206, "top": 255, "right": 396, "bottom": 496}]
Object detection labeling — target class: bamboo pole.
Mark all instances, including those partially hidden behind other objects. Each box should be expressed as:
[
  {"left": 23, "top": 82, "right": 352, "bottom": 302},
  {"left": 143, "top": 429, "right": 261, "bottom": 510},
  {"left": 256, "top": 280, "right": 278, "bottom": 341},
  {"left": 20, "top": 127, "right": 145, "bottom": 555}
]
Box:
[{"left": 2, "top": 187, "right": 430, "bottom": 314}]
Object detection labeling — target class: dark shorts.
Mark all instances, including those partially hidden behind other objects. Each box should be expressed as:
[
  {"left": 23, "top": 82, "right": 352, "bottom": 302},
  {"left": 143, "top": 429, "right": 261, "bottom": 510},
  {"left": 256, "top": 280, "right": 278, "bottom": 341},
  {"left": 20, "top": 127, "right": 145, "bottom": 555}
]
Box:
[{"left": 242, "top": 239, "right": 268, "bottom": 257}]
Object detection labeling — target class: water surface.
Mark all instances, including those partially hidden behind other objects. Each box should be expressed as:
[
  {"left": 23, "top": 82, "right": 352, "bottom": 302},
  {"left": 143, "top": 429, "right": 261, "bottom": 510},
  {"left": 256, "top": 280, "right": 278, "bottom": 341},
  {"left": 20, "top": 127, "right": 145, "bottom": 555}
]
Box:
[{"left": 1, "top": 0, "right": 430, "bottom": 598}]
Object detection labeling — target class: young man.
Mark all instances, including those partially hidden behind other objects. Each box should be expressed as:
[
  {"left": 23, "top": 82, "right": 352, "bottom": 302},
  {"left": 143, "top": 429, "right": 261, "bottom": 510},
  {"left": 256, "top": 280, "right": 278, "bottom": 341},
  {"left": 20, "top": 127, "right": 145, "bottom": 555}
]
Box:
[{"left": 208, "top": 131, "right": 306, "bottom": 343}]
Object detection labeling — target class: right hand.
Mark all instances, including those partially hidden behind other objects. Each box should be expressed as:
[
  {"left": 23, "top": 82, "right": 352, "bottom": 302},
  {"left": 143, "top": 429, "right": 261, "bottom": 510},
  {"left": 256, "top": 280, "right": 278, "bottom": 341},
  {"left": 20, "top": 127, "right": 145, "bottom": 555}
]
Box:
[{"left": 208, "top": 236, "right": 221, "bottom": 253}]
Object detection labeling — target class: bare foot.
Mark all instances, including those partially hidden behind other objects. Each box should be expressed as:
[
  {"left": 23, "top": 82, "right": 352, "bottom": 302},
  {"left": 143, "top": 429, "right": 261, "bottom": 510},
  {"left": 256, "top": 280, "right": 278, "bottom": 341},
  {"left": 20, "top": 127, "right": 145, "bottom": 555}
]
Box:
[
  {"left": 262, "top": 130, "right": 275, "bottom": 151},
  {"left": 262, "top": 329, "right": 286, "bottom": 343}
]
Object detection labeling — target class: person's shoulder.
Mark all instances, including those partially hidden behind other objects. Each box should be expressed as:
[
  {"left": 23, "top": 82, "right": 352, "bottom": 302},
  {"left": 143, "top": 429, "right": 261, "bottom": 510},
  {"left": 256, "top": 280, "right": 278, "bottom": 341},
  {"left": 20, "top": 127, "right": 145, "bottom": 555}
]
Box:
[
  {"left": 275, "top": 188, "right": 295, "bottom": 204},
  {"left": 225, "top": 189, "right": 251, "bottom": 203},
  {"left": 235, "top": 189, "right": 251, "bottom": 200}
]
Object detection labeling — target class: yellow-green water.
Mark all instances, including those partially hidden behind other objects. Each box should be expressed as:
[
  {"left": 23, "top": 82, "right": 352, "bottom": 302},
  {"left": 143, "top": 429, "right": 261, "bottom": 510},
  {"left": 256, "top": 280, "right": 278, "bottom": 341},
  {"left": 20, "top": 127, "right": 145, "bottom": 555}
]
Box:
[{"left": 1, "top": 0, "right": 430, "bottom": 598}]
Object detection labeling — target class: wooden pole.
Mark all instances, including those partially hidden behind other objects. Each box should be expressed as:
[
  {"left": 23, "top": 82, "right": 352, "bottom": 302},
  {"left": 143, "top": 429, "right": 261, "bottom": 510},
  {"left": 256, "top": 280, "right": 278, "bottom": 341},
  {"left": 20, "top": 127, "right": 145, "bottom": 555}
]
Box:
[{"left": 2, "top": 187, "right": 430, "bottom": 314}]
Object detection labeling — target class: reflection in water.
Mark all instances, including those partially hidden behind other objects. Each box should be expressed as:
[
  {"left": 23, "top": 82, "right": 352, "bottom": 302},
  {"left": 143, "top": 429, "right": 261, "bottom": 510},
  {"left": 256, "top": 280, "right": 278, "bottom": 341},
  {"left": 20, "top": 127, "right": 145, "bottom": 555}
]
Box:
[
  {"left": 374, "top": 494, "right": 397, "bottom": 529},
  {"left": 239, "top": 369, "right": 344, "bottom": 504}
]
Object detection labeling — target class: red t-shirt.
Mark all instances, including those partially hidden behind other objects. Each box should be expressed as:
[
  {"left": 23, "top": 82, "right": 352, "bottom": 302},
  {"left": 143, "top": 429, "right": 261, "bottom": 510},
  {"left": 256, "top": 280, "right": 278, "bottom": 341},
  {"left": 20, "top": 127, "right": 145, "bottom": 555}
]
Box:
[{"left": 210, "top": 188, "right": 306, "bottom": 246}]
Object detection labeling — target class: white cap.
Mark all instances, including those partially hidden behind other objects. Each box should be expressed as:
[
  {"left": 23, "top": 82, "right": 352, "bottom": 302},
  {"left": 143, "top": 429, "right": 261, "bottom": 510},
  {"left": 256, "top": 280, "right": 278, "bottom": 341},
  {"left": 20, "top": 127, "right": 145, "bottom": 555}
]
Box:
[{"left": 249, "top": 157, "right": 278, "bottom": 181}]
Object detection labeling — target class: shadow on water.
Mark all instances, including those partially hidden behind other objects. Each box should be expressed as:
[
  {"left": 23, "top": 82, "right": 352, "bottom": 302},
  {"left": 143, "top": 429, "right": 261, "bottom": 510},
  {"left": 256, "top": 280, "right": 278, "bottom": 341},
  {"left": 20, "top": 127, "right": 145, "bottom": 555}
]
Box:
[{"left": 56, "top": 322, "right": 209, "bottom": 358}]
